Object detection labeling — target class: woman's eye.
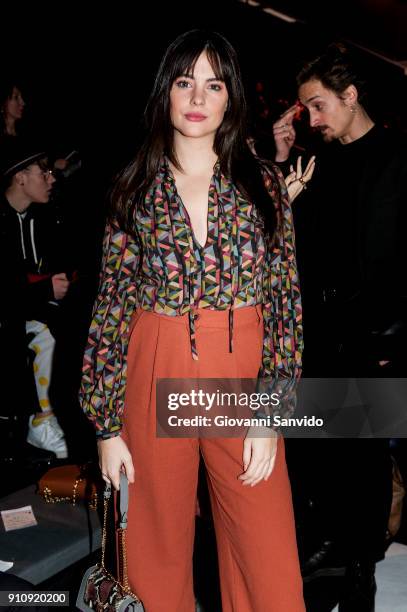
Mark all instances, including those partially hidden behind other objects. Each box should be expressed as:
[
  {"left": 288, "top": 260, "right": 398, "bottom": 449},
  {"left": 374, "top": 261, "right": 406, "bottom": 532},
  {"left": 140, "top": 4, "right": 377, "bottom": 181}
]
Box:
[
  {"left": 175, "top": 80, "right": 191, "bottom": 88},
  {"left": 209, "top": 83, "right": 222, "bottom": 91}
]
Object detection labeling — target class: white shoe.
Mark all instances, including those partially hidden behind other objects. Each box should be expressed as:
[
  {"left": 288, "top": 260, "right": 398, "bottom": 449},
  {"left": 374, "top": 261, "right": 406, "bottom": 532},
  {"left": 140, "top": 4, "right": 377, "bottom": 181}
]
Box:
[{"left": 27, "top": 415, "right": 68, "bottom": 459}]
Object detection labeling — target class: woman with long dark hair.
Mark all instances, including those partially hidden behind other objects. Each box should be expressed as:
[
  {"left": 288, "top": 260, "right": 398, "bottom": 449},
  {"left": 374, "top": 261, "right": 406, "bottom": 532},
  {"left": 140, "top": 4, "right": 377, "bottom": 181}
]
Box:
[
  {"left": 80, "top": 30, "right": 309, "bottom": 611},
  {"left": 0, "top": 80, "right": 25, "bottom": 141}
]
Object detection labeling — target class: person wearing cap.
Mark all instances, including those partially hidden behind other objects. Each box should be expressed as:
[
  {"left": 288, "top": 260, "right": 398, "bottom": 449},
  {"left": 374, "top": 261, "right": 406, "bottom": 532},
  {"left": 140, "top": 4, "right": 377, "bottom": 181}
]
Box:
[{"left": 0, "top": 140, "right": 71, "bottom": 459}]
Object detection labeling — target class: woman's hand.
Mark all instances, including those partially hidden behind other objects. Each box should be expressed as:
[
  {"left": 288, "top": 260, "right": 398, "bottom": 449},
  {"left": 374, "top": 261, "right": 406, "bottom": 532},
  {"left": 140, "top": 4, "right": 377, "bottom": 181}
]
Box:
[
  {"left": 285, "top": 155, "right": 316, "bottom": 203},
  {"left": 97, "top": 436, "right": 135, "bottom": 490},
  {"left": 239, "top": 427, "right": 278, "bottom": 487}
]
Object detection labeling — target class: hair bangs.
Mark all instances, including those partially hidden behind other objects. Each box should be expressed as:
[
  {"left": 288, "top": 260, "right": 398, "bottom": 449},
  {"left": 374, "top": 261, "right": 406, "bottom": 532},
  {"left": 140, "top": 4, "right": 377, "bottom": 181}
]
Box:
[
  {"left": 168, "top": 44, "right": 225, "bottom": 86},
  {"left": 204, "top": 46, "right": 226, "bottom": 82}
]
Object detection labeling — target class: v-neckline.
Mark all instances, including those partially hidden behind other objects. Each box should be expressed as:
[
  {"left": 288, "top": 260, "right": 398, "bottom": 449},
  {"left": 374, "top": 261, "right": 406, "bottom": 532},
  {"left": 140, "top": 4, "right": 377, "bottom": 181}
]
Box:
[
  {"left": 178, "top": 190, "right": 212, "bottom": 251},
  {"left": 166, "top": 161, "right": 217, "bottom": 251}
]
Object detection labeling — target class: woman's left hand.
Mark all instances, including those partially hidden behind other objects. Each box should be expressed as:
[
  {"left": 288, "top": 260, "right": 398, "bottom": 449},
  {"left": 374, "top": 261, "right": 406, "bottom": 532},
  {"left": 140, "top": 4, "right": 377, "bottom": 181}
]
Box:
[
  {"left": 239, "top": 426, "right": 278, "bottom": 487},
  {"left": 285, "top": 155, "right": 316, "bottom": 202}
]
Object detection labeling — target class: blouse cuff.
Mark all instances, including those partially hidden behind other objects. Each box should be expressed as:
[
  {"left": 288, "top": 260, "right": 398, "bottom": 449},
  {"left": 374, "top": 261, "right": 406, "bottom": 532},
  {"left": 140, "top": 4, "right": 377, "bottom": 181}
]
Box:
[
  {"left": 96, "top": 429, "right": 122, "bottom": 441},
  {"left": 254, "top": 371, "right": 299, "bottom": 431}
]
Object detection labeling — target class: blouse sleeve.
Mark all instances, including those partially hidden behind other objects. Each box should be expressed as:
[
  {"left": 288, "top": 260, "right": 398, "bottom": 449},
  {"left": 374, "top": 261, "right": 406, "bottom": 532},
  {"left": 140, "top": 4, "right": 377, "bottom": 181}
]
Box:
[
  {"left": 256, "top": 163, "right": 303, "bottom": 422},
  {"left": 79, "top": 222, "right": 140, "bottom": 439}
]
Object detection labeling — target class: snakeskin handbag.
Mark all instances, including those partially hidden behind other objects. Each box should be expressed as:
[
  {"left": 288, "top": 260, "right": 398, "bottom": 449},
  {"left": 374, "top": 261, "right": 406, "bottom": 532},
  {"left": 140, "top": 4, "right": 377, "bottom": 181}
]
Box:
[{"left": 76, "top": 472, "right": 144, "bottom": 611}]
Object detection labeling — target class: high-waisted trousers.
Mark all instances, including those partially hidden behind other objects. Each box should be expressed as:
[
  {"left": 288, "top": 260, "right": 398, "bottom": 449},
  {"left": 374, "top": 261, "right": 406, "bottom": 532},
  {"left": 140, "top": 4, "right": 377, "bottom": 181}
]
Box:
[{"left": 121, "top": 305, "right": 305, "bottom": 612}]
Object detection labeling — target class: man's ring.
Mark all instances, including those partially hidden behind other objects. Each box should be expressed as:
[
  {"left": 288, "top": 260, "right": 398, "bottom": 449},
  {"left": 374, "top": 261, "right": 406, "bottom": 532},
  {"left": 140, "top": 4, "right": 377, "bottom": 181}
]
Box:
[{"left": 298, "top": 177, "right": 307, "bottom": 190}]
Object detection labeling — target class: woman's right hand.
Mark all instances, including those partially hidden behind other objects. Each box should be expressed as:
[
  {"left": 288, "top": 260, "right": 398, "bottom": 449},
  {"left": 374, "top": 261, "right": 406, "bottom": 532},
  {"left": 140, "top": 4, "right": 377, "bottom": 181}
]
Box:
[
  {"left": 97, "top": 436, "right": 135, "bottom": 490},
  {"left": 285, "top": 155, "right": 316, "bottom": 202}
]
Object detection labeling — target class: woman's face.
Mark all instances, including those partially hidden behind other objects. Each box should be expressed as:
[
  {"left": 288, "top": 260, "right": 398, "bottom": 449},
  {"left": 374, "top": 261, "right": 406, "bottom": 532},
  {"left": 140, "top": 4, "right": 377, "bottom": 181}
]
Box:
[
  {"left": 4, "top": 87, "right": 25, "bottom": 121},
  {"left": 170, "top": 51, "right": 229, "bottom": 142}
]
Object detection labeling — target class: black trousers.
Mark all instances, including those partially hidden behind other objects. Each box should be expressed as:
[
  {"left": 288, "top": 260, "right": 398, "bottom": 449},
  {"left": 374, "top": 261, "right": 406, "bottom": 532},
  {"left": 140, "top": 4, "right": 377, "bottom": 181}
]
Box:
[
  {"left": 287, "top": 313, "right": 395, "bottom": 564},
  {"left": 287, "top": 437, "right": 392, "bottom": 563}
]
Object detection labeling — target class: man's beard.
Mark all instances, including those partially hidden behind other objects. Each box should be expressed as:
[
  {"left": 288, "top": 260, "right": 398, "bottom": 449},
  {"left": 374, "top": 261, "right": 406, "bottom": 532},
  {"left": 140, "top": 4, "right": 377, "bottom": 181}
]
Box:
[{"left": 318, "top": 126, "right": 334, "bottom": 142}]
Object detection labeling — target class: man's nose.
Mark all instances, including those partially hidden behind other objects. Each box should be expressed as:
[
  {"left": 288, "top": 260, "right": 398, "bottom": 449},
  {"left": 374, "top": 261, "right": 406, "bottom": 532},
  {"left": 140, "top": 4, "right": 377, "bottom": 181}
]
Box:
[{"left": 310, "top": 113, "right": 319, "bottom": 128}]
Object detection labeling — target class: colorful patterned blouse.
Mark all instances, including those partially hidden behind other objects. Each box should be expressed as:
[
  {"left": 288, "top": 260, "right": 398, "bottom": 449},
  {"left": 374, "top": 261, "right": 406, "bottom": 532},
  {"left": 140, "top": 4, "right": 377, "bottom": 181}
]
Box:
[{"left": 80, "top": 158, "right": 303, "bottom": 438}]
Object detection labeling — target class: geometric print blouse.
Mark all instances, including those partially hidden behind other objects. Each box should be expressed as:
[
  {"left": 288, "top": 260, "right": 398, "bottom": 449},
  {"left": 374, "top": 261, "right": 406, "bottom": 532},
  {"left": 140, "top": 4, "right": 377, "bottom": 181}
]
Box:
[{"left": 79, "top": 157, "right": 303, "bottom": 438}]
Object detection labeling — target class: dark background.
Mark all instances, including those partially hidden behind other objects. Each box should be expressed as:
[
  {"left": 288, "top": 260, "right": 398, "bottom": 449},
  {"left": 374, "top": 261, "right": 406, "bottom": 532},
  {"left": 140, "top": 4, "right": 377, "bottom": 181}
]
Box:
[
  {"left": 1, "top": 4, "right": 406, "bottom": 606},
  {"left": 2, "top": 0, "right": 406, "bottom": 184}
]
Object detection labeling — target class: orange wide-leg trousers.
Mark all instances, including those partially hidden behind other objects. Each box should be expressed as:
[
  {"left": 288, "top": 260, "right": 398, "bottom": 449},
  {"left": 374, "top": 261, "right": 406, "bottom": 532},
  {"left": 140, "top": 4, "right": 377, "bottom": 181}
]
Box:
[{"left": 121, "top": 306, "right": 305, "bottom": 611}]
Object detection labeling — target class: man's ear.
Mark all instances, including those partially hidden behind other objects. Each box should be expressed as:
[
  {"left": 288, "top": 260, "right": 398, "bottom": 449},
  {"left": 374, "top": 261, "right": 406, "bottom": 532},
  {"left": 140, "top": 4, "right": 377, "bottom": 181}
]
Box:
[
  {"left": 14, "top": 170, "right": 25, "bottom": 186},
  {"left": 342, "top": 84, "right": 358, "bottom": 107}
]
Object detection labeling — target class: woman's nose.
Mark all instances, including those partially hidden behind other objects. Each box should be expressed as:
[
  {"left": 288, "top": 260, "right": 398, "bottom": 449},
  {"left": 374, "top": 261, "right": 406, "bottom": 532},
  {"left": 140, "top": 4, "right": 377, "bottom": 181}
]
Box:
[{"left": 191, "top": 88, "right": 205, "bottom": 106}]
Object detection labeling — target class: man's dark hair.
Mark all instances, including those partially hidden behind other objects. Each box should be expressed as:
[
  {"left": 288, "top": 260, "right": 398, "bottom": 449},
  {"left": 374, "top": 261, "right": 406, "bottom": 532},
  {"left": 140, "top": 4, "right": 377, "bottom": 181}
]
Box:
[{"left": 297, "top": 43, "right": 368, "bottom": 101}]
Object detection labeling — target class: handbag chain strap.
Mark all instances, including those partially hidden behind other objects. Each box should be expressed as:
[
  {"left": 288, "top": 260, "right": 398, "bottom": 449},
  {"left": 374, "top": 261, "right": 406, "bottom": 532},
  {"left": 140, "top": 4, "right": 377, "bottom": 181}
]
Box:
[
  {"left": 118, "top": 528, "right": 129, "bottom": 589},
  {"left": 99, "top": 481, "right": 139, "bottom": 600},
  {"left": 100, "top": 484, "right": 110, "bottom": 570}
]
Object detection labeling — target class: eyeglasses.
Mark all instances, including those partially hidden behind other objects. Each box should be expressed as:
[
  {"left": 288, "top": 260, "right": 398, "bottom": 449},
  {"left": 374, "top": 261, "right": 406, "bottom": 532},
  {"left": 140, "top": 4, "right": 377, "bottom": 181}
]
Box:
[{"left": 24, "top": 168, "right": 55, "bottom": 180}]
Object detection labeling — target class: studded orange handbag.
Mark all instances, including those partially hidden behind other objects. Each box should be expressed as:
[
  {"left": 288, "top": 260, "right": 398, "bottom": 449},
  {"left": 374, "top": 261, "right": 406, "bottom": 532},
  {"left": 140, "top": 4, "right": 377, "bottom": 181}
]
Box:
[{"left": 38, "top": 463, "right": 100, "bottom": 509}]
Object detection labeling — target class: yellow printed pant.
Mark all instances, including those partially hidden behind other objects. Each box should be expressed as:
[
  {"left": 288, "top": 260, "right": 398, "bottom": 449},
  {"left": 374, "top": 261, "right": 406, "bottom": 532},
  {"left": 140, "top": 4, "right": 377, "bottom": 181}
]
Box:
[{"left": 26, "top": 320, "right": 56, "bottom": 413}]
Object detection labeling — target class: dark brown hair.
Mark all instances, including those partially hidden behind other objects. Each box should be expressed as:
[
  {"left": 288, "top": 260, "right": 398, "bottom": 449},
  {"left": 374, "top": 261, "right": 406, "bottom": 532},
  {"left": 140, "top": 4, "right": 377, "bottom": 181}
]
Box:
[
  {"left": 0, "top": 79, "right": 24, "bottom": 135},
  {"left": 110, "top": 29, "right": 277, "bottom": 238},
  {"left": 297, "top": 43, "right": 367, "bottom": 101}
]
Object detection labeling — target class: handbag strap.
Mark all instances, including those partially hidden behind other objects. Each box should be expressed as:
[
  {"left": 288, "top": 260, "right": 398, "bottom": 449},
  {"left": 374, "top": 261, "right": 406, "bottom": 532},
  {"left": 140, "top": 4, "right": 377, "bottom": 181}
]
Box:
[
  {"left": 98, "top": 473, "right": 139, "bottom": 601},
  {"left": 119, "top": 472, "right": 128, "bottom": 529},
  {"left": 100, "top": 482, "right": 111, "bottom": 569},
  {"left": 117, "top": 473, "right": 130, "bottom": 589},
  {"left": 100, "top": 473, "right": 129, "bottom": 568}
]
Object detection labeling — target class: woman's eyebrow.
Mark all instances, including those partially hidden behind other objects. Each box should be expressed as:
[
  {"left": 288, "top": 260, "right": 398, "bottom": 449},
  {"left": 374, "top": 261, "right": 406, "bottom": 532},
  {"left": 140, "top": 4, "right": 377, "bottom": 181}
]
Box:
[{"left": 178, "top": 73, "right": 224, "bottom": 82}]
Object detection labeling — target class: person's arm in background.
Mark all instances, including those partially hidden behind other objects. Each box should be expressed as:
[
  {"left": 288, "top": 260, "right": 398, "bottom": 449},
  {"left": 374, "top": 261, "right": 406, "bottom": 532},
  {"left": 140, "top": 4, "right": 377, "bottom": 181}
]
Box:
[
  {"left": 273, "top": 103, "right": 298, "bottom": 164},
  {"left": 376, "top": 143, "right": 407, "bottom": 367},
  {"left": 258, "top": 104, "right": 316, "bottom": 202}
]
